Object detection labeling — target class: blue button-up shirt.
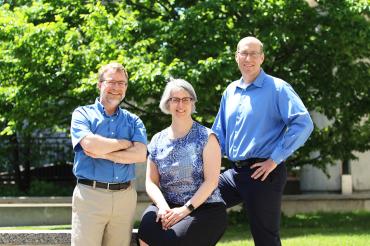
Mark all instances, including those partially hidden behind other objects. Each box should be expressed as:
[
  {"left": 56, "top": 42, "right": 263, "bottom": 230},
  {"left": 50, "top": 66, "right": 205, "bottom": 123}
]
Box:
[
  {"left": 71, "top": 98, "right": 147, "bottom": 183},
  {"left": 212, "top": 69, "right": 314, "bottom": 164}
]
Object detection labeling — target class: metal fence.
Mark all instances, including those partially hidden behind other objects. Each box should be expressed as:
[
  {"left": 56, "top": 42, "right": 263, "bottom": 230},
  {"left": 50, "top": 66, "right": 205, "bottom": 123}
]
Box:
[{"left": 0, "top": 135, "right": 74, "bottom": 183}]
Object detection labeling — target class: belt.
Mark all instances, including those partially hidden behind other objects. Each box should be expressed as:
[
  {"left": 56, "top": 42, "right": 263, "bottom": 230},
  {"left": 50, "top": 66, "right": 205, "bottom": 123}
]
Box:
[
  {"left": 233, "top": 158, "right": 268, "bottom": 168},
  {"left": 78, "top": 179, "right": 131, "bottom": 191}
]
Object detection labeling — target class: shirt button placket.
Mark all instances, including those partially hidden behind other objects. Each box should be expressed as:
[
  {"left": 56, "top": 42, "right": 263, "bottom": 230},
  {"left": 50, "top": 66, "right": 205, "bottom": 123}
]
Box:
[{"left": 109, "top": 117, "right": 115, "bottom": 137}]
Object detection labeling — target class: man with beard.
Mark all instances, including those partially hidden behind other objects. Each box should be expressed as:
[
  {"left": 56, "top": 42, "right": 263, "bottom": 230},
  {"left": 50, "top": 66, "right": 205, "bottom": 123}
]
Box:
[{"left": 70, "top": 62, "right": 147, "bottom": 246}]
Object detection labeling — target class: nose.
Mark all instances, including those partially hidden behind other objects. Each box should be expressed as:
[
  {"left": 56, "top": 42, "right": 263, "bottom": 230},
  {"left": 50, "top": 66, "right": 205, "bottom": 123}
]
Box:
[
  {"left": 244, "top": 54, "right": 253, "bottom": 61},
  {"left": 175, "top": 101, "right": 186, "bottom": 109}
]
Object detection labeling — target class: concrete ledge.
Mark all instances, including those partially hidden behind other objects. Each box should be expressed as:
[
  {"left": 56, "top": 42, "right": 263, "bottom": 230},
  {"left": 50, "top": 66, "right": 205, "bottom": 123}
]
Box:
[
  {"left": 1, "top": 193, "right": 370, "bottom": 226},
  {"left": 283, "top": 192, "right": 370, "bottom": 200},
  {"left": 0, "top": 197, "right": 72, "bottom": 203},
  {"left": 226, "top": 193, "right": 370, "bottom": 216},
  {"left": 0, "top": 229, "right": 138, "bottom": 246},
  {"left": 0, "top": 204, "right": 72, "bottom": 227},
  {"left": 282, "top": 193, "right": 370, "bottom": 216},
  {"left": 1, "top": 193, "right": 370, "bottom": 245},
  {"left": 0, "top": 194, "right": 150, "bottom": 227}
]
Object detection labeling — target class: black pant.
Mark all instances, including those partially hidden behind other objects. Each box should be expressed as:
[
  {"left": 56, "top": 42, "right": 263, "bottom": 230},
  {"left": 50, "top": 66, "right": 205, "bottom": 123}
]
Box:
[
  {"left": 138, "top": 202, "right": 227, "bottom": 246},
  {"left": 219, "top": 163, "right": 287, "bottom": 246}
]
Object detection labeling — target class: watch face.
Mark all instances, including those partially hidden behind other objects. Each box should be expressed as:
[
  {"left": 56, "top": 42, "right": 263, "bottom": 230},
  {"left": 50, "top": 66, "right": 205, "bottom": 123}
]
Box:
[{"left": 186, "top": 203, "right": 195, "bottom": 211}]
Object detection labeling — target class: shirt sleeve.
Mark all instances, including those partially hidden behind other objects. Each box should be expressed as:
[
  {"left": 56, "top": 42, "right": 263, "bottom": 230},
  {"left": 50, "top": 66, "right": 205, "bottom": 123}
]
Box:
[
  {"left": 270, "top": 83, "right": 314, "bottom": 164},
  {"left": 70, "top": 107, "right": 91, "bottom": 152},
  {"left": 131, "top": 117, "right": 148, "bottom": 145},
  {"left": 211, "top": 91, "right": 227, "bottom": 155}
]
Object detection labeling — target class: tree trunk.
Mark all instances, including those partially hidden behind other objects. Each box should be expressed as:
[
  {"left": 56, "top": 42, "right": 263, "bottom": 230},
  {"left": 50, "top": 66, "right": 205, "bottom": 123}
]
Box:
[
  {"left": 23, "top": 136, "right": 32, "bottom": 191},
  {"left": 9, "top": 134, "right": 23, "bottom": 190}
]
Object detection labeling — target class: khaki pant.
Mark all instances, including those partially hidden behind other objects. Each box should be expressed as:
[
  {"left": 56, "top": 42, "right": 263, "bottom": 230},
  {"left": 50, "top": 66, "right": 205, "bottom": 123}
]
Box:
[{"left": 71, "top": 183, "right": 137, "bottom": 246}]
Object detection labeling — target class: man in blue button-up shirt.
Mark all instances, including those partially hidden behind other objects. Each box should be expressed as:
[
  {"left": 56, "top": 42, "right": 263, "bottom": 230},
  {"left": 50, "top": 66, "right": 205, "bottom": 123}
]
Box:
[
  {"left": 70, "top": 62, "right": 147, "bottom": 246},
  {"left": 212, "top": 37, "right": 313, "bottom": 245}
]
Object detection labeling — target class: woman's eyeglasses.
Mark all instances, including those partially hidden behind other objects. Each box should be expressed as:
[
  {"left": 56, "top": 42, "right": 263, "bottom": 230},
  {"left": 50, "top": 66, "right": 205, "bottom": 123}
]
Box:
[{"left": 168, "top": 97, "right": 193, "bottom": 104}]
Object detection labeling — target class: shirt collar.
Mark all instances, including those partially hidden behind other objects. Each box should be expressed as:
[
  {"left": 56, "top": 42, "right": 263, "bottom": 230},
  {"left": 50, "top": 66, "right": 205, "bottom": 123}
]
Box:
[
  {"left": 95, "top": 98, "right": 120, "bottom": 117},
  {"left": 237, "top": 69, "right": 266, "bottom": 89}
]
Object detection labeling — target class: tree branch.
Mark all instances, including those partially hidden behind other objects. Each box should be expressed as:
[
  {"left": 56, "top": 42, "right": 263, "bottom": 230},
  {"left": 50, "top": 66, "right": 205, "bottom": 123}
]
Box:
[
  {"left": 156, "top": 0, "right": 179, "bottom": 20},
  {"left": 121, "top": 99, "right": 149, "bottom": 114},
  {"left": 126, "top": 0, "right": 161, "bottom": 16}
]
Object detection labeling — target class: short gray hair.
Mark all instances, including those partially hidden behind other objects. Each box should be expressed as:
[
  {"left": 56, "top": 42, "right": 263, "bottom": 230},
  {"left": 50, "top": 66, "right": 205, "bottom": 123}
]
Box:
[
  {"left": 98, "top": 62, "right": 128, "bottom": 82},
  {"left": 159, "top": 78, "right": 198, "bottom": 115}
]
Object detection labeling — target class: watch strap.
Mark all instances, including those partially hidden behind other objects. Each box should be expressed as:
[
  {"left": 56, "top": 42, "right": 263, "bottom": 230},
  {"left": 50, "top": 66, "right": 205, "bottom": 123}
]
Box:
[{"left": 185, "top": 202, "right": 195, "bottom": 212}]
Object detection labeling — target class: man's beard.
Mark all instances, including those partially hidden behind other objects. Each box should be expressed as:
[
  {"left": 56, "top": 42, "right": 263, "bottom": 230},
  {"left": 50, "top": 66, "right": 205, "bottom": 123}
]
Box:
[{"left": 106, "top": 94, "right": 124, "bottom": 106}]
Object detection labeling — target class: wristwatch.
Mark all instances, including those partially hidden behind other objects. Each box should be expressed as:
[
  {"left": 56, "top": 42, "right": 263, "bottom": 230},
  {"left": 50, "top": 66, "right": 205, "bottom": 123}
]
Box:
[{"left": 185, "top": 201, "right": 195, "bottom": 212}]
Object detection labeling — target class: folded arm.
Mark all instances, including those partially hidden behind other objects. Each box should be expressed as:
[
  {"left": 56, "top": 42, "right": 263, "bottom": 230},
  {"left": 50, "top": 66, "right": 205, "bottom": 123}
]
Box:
[
  {"left": 80, "top": 134, "right": 133, "bottom": 155},
  {"left": 84, "top": 141, "right": 147, "bottom": 164}
]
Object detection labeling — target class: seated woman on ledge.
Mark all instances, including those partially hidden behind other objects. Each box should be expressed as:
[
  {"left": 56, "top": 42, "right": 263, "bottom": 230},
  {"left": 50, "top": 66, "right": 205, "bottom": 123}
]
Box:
[{"left": 138, "top": 79, "right": 227, "bottom": 246}]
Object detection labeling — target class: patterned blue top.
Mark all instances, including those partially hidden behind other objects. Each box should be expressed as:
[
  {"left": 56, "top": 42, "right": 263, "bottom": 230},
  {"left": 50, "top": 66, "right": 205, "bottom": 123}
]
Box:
[{"left": 148, "top": 121, "right": 223, "bottom": 205}]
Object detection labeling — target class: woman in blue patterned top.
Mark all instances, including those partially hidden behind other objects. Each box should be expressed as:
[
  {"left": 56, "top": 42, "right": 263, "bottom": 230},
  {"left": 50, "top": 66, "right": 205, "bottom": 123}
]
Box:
[{"left": 138, "top": 79, "right": 227, "bottom": 246}]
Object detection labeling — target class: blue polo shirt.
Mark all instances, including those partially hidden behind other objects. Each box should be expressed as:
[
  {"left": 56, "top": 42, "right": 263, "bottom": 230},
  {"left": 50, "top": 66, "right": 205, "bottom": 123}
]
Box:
[
  {"left": 71, "top": 98, "right": 147, "bottom": 183},
  {"left": 212, "top": 69, "right": 314, "bottom": 164}
]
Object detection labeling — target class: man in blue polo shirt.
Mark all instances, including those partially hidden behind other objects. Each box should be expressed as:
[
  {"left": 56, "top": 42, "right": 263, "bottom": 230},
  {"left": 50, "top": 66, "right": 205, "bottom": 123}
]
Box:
[
  {"left": 212, "top": 37, "right": 314, "bottom": 245},
  {"left": 70, "top": 62, "right": 147, "bottom": 246}
]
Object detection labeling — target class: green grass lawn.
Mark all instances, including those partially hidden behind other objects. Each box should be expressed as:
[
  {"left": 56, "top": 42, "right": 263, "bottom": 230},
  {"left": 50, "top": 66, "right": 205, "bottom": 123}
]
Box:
[
  {"left": 218, "top": 212, "right": 370, "bottom": 246},
  {"left": 0, "top": 225, "right": 71, "bottom": 230},
  {"left": 1, "top": 212, "right": 369, "bottom": 245},
  {"left": 218, "top": 224, "right": 370, "bottom": 246}
]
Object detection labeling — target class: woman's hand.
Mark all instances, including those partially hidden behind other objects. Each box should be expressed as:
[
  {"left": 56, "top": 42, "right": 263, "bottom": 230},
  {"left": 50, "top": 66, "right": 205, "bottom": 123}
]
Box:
[
  {"left": 161, "top": 206, "right": 190, "bottom": 230},
  {"left": 156, "top": 207, "right": 170, "bottom": 223}
]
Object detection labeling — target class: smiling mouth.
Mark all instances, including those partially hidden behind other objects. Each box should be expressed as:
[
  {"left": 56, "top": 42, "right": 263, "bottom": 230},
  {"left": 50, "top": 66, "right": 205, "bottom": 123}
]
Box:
[{"left": 109, "top": 92, "right": 121, "bottom": 96}]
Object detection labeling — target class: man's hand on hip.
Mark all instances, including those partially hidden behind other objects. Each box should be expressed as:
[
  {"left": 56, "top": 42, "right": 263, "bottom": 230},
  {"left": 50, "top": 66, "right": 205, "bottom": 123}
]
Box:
[{"left": 250, "top": 159, "right": 277, "bottom": 181}]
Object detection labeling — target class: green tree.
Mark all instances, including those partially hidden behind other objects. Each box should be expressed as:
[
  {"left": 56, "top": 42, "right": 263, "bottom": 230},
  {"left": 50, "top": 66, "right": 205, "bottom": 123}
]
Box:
[
  {"left": 123, "top": 0, "right": 370, "bottom": 173},
  {"left": 0, "top": 0, "right": 369, "bottom": 191},
  {"left": 0, "top": 1, "right": 141, "bottom": 190}
]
